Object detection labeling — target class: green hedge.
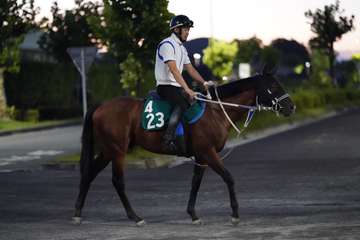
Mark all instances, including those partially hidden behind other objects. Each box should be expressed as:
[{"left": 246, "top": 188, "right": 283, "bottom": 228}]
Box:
[
  {"left": 6, "top": 106, "right": 39, "bottom": 122},
  {"left": 292, "top": 87, "right": 360, "bottom": 111},
  {"left": 87, "top": 63, "right": 123, "bottom": 103},
  {"left": 292, "top": 89, "right": 325, "bottom": 110},
  {"left": 5, "top": 61, "right": 78, "bottom": 108},
  {"left": 237, "top": 87, "right": 360, "bottom": 136},
  {"left": 4, "top": 61, "right": 123, "bottom": 119}
]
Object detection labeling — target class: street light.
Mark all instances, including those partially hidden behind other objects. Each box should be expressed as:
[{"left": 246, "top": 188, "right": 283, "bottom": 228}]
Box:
[
  {"left": 193, "top": 53, "right": 201, "bottom": 66},
  {"left": 305, "top": 61, "right": 311, "bottom": 80}
]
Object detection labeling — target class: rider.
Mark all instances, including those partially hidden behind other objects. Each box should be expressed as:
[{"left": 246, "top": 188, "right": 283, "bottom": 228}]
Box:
[{"left": 155, "top": 15, "right": 211, "bottom": 153}]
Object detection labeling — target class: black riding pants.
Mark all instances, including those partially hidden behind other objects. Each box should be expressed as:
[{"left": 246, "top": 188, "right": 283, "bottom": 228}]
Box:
[{"left": 156, "top": 85, "right": 191, "bottom": 111}]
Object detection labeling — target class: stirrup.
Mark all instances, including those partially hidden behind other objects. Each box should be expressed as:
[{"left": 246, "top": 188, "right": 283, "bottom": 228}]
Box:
[
  {"left": 163, "top": 138, "right": 188, "bottom": 156},
  {"left": 163, "top": 137, "right": 178, "bottom": 153}
]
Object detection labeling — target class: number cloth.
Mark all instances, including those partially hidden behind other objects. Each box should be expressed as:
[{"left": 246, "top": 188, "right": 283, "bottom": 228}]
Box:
[{"left": 141, "top": 97, "right": 205, "bottom": 132}]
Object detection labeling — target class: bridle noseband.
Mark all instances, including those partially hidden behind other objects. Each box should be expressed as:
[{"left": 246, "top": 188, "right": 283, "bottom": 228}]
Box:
[{"left": 261, "top": 88, "right": 290, "bottom": 115}]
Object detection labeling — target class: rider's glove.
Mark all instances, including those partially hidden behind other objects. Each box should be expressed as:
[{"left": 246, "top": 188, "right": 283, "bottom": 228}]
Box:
[{"left": 203, "top": 81, "right": 217, "bottom": 87}]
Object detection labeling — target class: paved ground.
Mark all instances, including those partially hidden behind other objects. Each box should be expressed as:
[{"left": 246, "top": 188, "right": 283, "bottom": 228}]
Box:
[
  {"left": 0, "top": 109, "right": 359, "bottom": 239},
  {"left": 0, "top": 126, "right": 81, "bottom": 170}
]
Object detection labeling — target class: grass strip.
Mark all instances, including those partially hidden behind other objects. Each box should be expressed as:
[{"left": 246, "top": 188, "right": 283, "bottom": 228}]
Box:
[{"left": 0, "top": 118, "right": 80, "bottom": 132}]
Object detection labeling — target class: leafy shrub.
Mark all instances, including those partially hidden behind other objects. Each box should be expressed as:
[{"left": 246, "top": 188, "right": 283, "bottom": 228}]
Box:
[
  {"left": 4, "top": 60, "right": 123, "bottom": 119},
  {"left": 292, "top": 87, "right": 360, "bottom": 111},
  {"left": 6, "top": 106, "right": 39, "bottom": 122},
  {"left": 292, "top": 88, "right": 325, "bottom": 110}
]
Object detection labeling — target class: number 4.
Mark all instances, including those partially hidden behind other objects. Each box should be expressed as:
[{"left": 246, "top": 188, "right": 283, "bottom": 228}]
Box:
[{"left": 145, "top": 100, "right": 153, "bottom": 113}]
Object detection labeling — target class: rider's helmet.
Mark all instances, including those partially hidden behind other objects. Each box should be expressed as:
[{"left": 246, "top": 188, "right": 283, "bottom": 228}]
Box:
[{"left": 169, "top": 15, "right": 194, "bottom": 31}]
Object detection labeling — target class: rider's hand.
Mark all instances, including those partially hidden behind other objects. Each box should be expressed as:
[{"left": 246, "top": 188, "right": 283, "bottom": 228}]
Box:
[
  {"left": 185, "top": 88, "right": 197, "bottom": 100},
  {"left": 204, "top": 81, "right": 217, "bottom": 87},
  {"left": 203, "top": 81, "right": 217, "bottom": 91}
]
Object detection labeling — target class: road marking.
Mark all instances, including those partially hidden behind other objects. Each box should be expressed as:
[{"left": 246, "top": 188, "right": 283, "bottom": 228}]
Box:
[
  {"left": 0, "top": 150, "right": 64, "bottom": 166},
  {"left": 28, "top": 150, "right": 64, "bottom": 156}
]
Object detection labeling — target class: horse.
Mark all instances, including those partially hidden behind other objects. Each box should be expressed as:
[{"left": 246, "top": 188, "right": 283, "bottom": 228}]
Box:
[{"left": 73, "top": 67, "right": 295, "bottom": 226}]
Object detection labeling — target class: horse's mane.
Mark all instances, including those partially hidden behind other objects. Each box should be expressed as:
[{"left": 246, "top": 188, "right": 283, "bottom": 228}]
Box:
[{"left": 209, "top": 75, "right": 261, "bottom": 100}]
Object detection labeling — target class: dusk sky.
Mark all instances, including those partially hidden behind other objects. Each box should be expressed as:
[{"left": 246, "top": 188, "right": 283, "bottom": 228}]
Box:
[{"left": 34, "top": 0, "right": 360, "bottom": 58}]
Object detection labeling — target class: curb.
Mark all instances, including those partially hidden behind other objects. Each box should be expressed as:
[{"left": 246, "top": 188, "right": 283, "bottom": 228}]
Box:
[{"left": 0, "top": 119, "right": 82, "bottom": 137}]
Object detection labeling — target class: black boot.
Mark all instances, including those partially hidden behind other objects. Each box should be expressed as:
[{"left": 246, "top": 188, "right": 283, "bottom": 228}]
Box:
[
  {"left": 175, "top": 135, "right": 187, "bottom": 156},
  {"left": 163, "top": 106, "right": 183, "bottom": 153}
]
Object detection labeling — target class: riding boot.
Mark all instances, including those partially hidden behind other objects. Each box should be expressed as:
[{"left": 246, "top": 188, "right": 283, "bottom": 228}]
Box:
[
  {"left": 163, "top": 106, "right": 183, "bottom": 153},
  {"left": 175, "top": 135, "right": 187, "bottom": 156}
]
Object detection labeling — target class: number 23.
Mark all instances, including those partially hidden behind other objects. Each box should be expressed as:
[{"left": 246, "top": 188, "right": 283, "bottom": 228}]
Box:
[{"left": 146, "top": 112, "right": 164, "bottom": 129}]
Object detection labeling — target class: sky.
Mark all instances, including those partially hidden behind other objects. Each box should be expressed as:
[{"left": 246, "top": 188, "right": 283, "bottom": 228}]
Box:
[{"left": 34, "top": 0, "right": 360, "bottom": 58}]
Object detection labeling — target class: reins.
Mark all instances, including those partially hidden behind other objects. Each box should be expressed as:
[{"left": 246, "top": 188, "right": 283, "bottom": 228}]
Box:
[{"left": 191, "top": 85, "right": 289, "bottom": 166}]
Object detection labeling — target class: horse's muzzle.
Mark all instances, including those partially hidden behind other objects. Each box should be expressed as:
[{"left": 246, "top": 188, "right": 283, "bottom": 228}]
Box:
[{"left": 282, "top": 104, "right": 296, "bottom": 117}]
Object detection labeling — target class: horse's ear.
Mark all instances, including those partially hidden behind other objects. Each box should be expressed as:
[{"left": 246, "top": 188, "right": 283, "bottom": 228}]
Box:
[{"left": 262, "top": 63, "right": 277, "bottom": 75}]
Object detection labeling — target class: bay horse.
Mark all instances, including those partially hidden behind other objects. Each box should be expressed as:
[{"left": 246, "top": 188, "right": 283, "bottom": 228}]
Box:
[{"left": 73, "top": 67, "right": 295, "bottom": 226}]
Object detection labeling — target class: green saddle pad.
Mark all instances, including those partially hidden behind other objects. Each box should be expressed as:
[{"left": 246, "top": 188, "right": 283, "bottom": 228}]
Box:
[{"left": 141, "top": 97, "right": 205, "bottom": 131}]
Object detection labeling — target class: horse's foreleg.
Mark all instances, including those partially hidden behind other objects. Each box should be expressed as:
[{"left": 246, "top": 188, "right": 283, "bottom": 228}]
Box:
[
  {"left": 187, "top": 164, "right": 206, "bottom": 224},
  {"left": 207, "top": 150, "right": 239, "bottom": 225},
  {"left": 112, "top": 155, "right": 145, "bottom": 226},
  {"left": 74, "top": 153, "right": 109, "bottom": 222}
]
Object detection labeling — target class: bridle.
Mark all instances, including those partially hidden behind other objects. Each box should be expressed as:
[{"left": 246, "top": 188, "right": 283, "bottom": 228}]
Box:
[
  {"left": 262, "top": 88, "right": 290, "bottom": 116},
  {"left": 191, "top": 84, "right": 291, "bottom": 165},
  {"left": 195, "top": 85, "right": 290, "bottom": 129}
]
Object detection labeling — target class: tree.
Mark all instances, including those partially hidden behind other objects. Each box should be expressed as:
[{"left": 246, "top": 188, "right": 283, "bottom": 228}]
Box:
[
  {"left": 0, "top": 0, "right": 37, "bottom": 54},
  {"left": 351, "top": 54, "right": 360, "bottom": 86},
  {"left": 0, "top": 0, "right": 37, "bottom": 118},
  {"left": 88, "top": 0, "right": 173, "bottom": 96},
  {"left": 39, "top": 0, "right": 101, "bottom": 62},
  {"left": 119, "top": 52, "right": 143, "bottom": 96},
  {"left": 258, "top": 46, "right": 280, "bottom": 70},
  {"left": 203, "top": 39, "right": 238, "bottom": 80},
  {"left": 232, "top": 37, "right": 283, "bottom": 75},
  {"left": 335, "top": 60, "right": 359, "bottom": 87},
  {"left": 233, "top": 36, "right": 262, "bottom": 65},
  {"left": 270, "top": 38, "right": 310, "bottom": 68},
  {"left": 0, "top": 36, "right": 23, "bottom": 74},
  {"left": 305, "top": 0, "right": 355, "bottom": 85},
  {"left": 309, "top": 49, "right": 332, "bottom": 87}
]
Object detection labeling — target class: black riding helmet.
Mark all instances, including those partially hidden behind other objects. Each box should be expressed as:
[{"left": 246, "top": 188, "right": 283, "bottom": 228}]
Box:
[{"left": 169, "top": 15, "right": 194, "bottom": 30}]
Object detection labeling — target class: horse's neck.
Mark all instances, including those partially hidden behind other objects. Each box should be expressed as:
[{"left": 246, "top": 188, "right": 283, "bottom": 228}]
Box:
[{"left": 214, "top": 89, "right": 257, "bottom": 131}]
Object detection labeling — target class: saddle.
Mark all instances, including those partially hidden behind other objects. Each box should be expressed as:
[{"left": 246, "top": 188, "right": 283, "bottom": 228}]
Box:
[{"left": 141, "top": 90, "right": 206, "bottom": 136}]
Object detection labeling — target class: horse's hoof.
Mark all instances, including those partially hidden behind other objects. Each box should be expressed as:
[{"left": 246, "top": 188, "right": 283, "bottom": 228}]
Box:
[
  {"left": 192, "top": 219, "right": 203, "bottom": 225},
  {"left": 72, "top": 217, "right": 82, "bottom": 225},
  {"left": 231, "top": 217, "right": 240, "bottom": 226},
  {"left": 136, "top": 219, "right": 146, "bottom": 227}
]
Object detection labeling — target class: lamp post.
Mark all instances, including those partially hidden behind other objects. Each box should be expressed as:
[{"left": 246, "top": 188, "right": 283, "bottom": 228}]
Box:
[
  {"left": 193, "top": 53, "right": 201, "bottom": 67},
  {"left": 305, "top": 61, "right": 311, "bottom": 80}
]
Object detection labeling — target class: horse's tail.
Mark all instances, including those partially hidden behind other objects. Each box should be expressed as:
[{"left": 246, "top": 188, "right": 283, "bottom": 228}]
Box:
[{"left": 80, "top": 106, "right": 98, "bottom": 177}]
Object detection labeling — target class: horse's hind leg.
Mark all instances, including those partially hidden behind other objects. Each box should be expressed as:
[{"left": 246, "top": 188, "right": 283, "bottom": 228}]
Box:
[
  {"left": 112, "top": 151, "right": 144, "bottom": 226},
  {"left": 73, "top": 153, "right": 110, "bottom": 223},
  {"left": 187, "top": 163, "right": 206, "bottom": 224}
]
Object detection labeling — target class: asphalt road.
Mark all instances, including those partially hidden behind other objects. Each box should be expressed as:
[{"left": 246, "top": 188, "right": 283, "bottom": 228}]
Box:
[
  {"left": 0, "top": 126, "right": 81, "bottom": 170},
  {"left": 0, "top": 109, "right": 359, "bottom": 240}
]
